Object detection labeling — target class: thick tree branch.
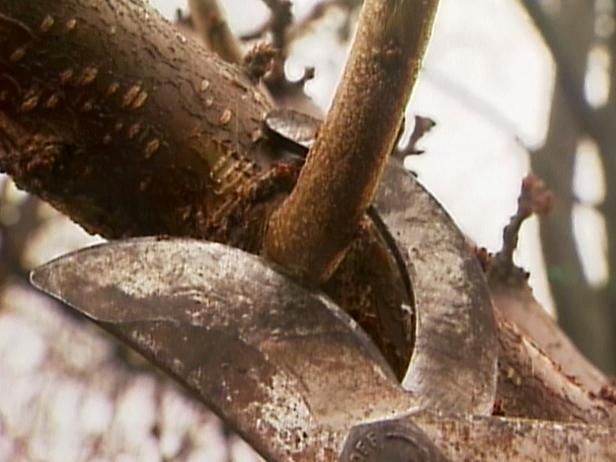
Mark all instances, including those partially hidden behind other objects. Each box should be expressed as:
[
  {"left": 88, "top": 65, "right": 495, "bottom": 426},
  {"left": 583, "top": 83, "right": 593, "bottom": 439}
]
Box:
[
  {"left": 0, "top": 0, "right": 278, "bottom": 242},
  {"left": 264, "top": 0, "right": 440, "bottom": 282},
  {"left": 491, "top": 282, "right": 610, "bottom": 395},
  {"left": 486, "top": 174, "right": 611, "bottom": 396}
]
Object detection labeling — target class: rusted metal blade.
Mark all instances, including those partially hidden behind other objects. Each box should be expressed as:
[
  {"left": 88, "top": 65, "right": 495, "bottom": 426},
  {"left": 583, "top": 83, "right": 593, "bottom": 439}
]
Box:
[
  {"left": 31, "top": 238, "right": 417, "bottom": 461},
  {"left": 264, "top": 107, "right": 499, "bottom": 415},
  {"left": 265, "top": 108, "right": 319, "bottom": 154},
  {"left": 374, "top": 160, "right": 498, "bottom": 415},
  {"left": 334, "top": 410, "right": 616, "bottom": 461},
  {"left": 409, "top": 411, "right": 616, "bottom": 461}
]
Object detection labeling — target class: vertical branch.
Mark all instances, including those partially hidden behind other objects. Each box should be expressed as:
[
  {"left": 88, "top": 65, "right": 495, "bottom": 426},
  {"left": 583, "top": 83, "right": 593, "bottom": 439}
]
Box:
[{"left": 264, "top": 0, "right": 440, "bottom": 282}]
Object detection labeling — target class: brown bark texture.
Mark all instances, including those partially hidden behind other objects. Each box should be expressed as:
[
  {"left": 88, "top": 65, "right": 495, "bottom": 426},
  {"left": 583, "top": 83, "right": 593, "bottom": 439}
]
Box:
[
  {"left": 0, "top": 0, "right": 284, "bottom": 242},
  {"left": 491, "top": 280, "right": 607, "bottom": 394}
]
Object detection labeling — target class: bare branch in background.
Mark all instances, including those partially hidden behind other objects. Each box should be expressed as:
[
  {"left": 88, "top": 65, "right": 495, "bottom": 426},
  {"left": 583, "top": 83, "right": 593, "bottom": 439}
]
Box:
[
  {"left": 188, "top": 0, "right": 243, "bottom": 63},
  {"left": 481, "top": 176, "right": 615, "bottom": 412},
  {"left": 489, "top": 174, "right": 553, "bottom": 281},
  {"left": 519, "top": 0, "right": 616, "bottom": 372},
  {"left": 395, "top": 115, "right": 436, "bottom": 157},
  {"left": 241, "top": 0, "right": 293, "bottom": 49},
  {"left": 0, "top": 180, "right": 45, "bottom": 288},
  {"left": 286, "top": 0, "right": 362, "bottom": 43},
  {"left": 0, "top": 0, "right": 615, "bottom": 458}
]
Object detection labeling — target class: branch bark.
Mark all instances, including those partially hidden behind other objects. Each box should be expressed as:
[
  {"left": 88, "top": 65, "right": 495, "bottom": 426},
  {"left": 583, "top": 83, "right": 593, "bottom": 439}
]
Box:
[
  {"left": 0, "top": 0, "right": 276, "bottom": 241},
  {"left": 263, "top": 0, "right": 440, "bottom": 282},
  {"left": 491, "top": 281, "right": 608, "bottom": 395}
]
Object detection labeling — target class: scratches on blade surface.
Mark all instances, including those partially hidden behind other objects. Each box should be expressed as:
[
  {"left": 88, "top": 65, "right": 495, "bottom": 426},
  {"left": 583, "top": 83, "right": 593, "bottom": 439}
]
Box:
[
  {"left": 374, "top": 160, "right": 498, "bottom": 416},
  {"left": 31, "top": 237, "right": 417, "bottom": 462}
]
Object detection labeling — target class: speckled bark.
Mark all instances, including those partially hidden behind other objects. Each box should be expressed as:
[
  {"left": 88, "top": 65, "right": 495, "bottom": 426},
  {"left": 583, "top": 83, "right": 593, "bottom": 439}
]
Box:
[
  {"left": 0, "top": 0, "right": 277, "bottom": 240},
  {"left": 263, "top": 0, "right": 440, "bottom": 282}
]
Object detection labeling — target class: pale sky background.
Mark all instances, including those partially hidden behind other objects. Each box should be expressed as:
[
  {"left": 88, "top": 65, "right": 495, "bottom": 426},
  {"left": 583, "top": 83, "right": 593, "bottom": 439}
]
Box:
[{"left": 151, "top": 0, "right": 562, "bottom": 311}]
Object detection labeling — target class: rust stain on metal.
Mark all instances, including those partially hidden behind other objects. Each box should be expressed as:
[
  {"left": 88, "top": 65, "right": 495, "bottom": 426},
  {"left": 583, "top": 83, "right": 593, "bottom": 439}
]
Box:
[{"left": 30, "top": 238, "right": 419, "bottom": 462}]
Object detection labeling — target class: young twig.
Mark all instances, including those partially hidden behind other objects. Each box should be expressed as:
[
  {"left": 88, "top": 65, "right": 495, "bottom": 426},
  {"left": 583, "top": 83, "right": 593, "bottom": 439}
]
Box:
[
  {"left": 489, "top": 174, "right": 553, "bottom": 283},
  {"left": 395, "top": 115, "right": 436, "bottom": 157},
  {"left": 264, "top": 0, "right": 441, "bottom": 282}
]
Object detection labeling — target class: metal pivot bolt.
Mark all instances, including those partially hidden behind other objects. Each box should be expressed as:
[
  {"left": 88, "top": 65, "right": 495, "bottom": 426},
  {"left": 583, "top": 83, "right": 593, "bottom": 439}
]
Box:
[{"left": 339, "top": 416, "right": 451, "bottom": 462}]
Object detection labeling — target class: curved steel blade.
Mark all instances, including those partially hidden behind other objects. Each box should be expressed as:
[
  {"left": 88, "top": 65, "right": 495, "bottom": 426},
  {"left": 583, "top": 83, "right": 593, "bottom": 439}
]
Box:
[
  {"left": 374, "top": 160, "right": 498, "bottom": 415},
  {"left": 31, "top": 238, "right": 417, "bottom": 461},
  {"left": 264, "top": 107, "right": 499, "bottom": 415}
]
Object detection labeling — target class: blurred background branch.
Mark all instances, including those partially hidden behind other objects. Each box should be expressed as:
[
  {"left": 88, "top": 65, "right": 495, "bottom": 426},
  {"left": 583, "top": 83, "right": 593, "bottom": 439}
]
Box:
[{"left": 520, "top": 0, "right": 616, "bottom": 372}]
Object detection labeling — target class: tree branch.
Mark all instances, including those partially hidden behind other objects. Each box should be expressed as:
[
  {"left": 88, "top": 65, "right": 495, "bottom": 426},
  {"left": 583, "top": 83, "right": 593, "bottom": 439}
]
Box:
[
  {"left": 188, "top": 0, "right": 243, "bottom": 64},
  {"left": 264, "top": 0, "right": 440, "bottom": 282},
  {"left": 0, "top": 0, "right": 276, "bottom": 242}
]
